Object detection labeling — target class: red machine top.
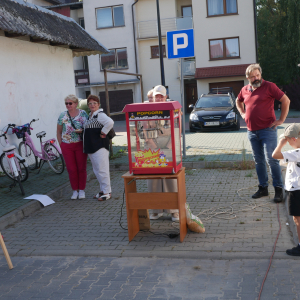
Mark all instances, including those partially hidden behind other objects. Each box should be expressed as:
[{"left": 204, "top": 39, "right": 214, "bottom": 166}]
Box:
[{"left": 122, "top": 101, "right": 182, "bottom": 112}]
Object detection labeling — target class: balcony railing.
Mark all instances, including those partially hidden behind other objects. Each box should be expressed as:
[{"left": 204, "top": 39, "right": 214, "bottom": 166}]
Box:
[
  {"left": 75, "top": 69, "right": 89, "bottom": 86},
  {"left": 178, "top": 60, "right": 196, "bottom": 77},
  {"left": 137, "top": 16, "right": 193, "bottom": 39}
]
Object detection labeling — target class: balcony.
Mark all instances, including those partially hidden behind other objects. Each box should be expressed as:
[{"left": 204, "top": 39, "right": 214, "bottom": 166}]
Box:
[
  {"left": 75, "top": 69, "right": 89, "bottom": 86},
  {"left": 178, "top": 60, "right": 196, "bottom": 77},
  {"left": 136, "top": 16, "right": 193, "bottom": 39}
]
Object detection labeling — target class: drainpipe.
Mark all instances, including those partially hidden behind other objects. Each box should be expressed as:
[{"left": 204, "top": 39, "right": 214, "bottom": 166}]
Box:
[
  {"left": 132, "top": 0, "right": 139, "bottom": 76},
  {"left": 253, "top": 0, "right": 258, "bottom": 62},
  {"left": 156, "top": 0, "right": 165, "bottom": 86}
]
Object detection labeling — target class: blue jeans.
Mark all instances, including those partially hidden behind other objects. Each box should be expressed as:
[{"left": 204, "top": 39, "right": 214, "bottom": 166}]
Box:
[{"left": 247, "top": 127, "right": 283, "bottom": 188}]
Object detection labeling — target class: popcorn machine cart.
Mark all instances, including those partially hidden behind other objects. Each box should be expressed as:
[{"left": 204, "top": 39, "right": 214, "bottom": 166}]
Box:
[
  {"left": 123, "top": 101, "right": 183, "bottom": 175},
  {"left": 122, "top": 101, "right": 187, "bottom": 242}
]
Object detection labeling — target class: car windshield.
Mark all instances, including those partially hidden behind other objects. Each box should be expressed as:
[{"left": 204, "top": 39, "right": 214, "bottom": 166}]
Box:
[{"left": 195, "top": 96, "right": 232, "bottom": 108}]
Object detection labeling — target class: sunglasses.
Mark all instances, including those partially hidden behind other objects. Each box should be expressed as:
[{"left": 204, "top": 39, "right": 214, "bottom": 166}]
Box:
[{"left": 65, "top": 102, "right": 74, "bottom": 106}]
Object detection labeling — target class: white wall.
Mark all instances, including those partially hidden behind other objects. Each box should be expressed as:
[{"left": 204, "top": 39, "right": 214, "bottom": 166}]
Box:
[
  {"left": 83, "top": 0, "right": 137, "bottom": 84},
  {"left": 192, "top": 0, "right": 256, "bottom": 69},
  {"left": 0, "top": 36, "right": 75, "bottom": 153}
]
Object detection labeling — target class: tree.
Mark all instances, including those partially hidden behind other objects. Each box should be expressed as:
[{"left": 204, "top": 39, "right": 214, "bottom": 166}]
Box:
[{"left": 257, "top": 0, "right": 300, "bottom": 85}]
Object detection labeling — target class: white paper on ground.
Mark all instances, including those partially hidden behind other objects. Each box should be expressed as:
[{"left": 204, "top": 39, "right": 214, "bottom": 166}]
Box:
[{"left": 24, "top": 194, "right": 55, "bottom": 206}]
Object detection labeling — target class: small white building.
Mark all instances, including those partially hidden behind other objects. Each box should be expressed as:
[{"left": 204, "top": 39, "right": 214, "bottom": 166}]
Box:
[{"left": 0, "top": 0, "right": 108, "bottom": 153}]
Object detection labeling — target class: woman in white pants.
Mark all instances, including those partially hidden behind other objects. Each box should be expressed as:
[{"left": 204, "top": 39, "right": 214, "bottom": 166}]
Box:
[{"left": 83, "top": 95, "right": 114, "bottom": 201}]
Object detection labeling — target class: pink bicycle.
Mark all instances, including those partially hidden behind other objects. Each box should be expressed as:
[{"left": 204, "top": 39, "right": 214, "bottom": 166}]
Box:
[{"left": 15, "top": 119, "right": 65, "bottom": 174}]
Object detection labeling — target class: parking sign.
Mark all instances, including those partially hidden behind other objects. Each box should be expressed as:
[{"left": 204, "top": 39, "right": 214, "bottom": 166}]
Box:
[{"left": 167, "top": 29, "right": 194, "bottom": 59}]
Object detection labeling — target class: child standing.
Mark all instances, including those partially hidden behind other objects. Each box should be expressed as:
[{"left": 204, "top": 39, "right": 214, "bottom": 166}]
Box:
[{"left": 272, "top": 123, "right": 300, "bottom": 256}]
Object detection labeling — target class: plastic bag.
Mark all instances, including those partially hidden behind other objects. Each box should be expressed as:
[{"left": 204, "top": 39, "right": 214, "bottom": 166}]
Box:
[{"left": 186, "top": 204, "right": 205, "bottom": 233}]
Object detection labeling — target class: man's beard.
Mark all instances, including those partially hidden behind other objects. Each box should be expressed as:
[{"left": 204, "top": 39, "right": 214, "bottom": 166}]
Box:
[{"left": 251, "top": 79, "right": 262, "bottom": 88}]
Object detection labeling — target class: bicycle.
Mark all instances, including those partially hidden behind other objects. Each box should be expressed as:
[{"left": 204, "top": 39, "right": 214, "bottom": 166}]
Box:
[
  {"left": 14, "top": 119, "right": 65, "bottom": 174},
  {"left": 0, "top": 124, "right": 29, "bottom": 195}
]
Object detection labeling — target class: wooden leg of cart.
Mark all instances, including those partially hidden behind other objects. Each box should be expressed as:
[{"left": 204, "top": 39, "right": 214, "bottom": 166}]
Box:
[
  {"left": 0, "top": 233, "right": 13, "bottom": 270},
  {"left": 124, "top": 178, "right": 140, "bottom": 242},
  {"left": 178, "top": 169, "right": 187, "bottom": 242}
]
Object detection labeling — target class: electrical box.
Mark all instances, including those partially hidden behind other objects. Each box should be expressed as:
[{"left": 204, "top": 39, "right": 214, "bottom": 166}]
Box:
[{"left": 123, "top": 102, "right": 182, "bottom": 175}]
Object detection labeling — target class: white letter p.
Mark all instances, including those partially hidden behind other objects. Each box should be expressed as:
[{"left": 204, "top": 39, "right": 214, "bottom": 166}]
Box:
[{"left": 173, "top": 33, "right": 188, "bottom": 56}]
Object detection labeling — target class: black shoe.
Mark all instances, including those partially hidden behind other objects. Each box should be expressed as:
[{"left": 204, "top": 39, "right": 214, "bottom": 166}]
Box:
[
  {"left": 286, "top": 244, "right": 300, "bottom": 256},
  {"left": 273, "top": 186, "right": 283, "bottom": 203},
  {"left": 252, "top": 185, "right": 268, "bottom": 199}
]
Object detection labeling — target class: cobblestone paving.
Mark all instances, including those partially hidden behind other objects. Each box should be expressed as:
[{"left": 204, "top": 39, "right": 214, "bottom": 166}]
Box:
[
  {"left": 1, "top": 169, "right": 294, "bottom": 258},
  {"left": 0, "top": 256, "right": 299, "bottom": 300}
]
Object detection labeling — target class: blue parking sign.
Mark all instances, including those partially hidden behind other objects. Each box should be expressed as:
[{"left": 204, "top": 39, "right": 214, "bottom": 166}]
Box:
[{"left": 167, "top": 29, "right": 194, "bottom": 59}]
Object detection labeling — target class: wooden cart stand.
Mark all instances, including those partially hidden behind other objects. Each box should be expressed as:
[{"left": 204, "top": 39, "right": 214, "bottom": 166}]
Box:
[{"left": 122, "top": 167, "right": 187, "bottom": 242}]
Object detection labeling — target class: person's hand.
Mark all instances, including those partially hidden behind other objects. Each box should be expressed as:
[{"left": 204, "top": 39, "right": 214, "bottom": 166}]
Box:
[
  {"left": 279, "top": 138, "right": 288, "bottom": 147},
  {"left": 269, "top": 119, "right": 283, "bottom": 129},
  {"left": 240, "top": 112, "right": 245, "bottom": 119},
  {"left": 100, "top": 132, "right": 106, "bottom": 138}
]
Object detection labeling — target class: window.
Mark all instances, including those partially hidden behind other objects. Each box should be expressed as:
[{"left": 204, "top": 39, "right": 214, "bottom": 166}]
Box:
[
  {"left": 79, "top": 18, "right": 85, "bottom": 29},
  {"left": 182, "top": 6, "right": 193, "bottom": 17},
  {"left": 96, "top": 5, "right": 125, "bottom": 29},
  {"left": 101, "top": 48, "right": 128, "bottom": 70},
  {"left": 207, "top": 0, "right": 237, "bottom": 16},
  {"left": 209, "top": 37, "right": 240, "bottom": 60},
  {"left": 151, "top": 45, "right": 166, "bottom": 59}
]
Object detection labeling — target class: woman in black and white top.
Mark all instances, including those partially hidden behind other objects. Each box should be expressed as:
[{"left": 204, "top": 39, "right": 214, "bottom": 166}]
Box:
[{"left": 83, "top": 95, "right": 114, "bottom": 201}]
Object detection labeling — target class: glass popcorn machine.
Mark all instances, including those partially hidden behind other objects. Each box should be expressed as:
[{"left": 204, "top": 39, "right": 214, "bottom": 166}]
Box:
[{"left": 123, "top": 102, "right": 182, "bottom": 175}]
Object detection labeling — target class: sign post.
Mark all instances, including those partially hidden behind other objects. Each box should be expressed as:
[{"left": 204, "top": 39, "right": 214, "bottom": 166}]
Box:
[{"left": 166, "top": 29, "right": 194, "bottom": 158}]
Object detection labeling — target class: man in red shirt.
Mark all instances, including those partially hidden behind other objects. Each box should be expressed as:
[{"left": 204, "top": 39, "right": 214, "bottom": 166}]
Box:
[{"left": 236, "top": 64, "right": 290, "bottom": 202}]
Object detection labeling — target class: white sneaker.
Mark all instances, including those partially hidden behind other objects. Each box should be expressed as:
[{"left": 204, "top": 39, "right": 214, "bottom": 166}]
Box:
[
  {"left": 150, "top": 213, "right": 163, "bottom": 220},
  {"left": 71, "top": 190, "right": 78, "bottom": 200},
  {"left": 171, "top": 213, "right": 179, "bottom": 222},
  {"left": 98, "top": 193, "right": 111, "bottom": 201},
  {"left": 78, "top": 190, "right": 85, "bottom": 199}
]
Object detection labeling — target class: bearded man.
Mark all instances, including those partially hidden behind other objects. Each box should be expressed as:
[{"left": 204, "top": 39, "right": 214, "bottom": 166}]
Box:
[{"left": 236, "top": 64, "right": 290, "bottom": 203}]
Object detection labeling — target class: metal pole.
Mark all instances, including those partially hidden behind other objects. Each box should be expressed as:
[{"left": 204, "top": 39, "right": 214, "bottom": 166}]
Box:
[
  {"left": 156, "top": 0, "right": 165, "bottom": 86},
  {"left": 104, "top": 69, "right": 113, "bottom": 157},
  {"left": 180, "top": 58, "right": 186, "bottom": 158}
]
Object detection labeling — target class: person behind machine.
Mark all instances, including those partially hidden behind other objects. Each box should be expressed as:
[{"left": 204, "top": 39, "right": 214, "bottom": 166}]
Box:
[{"left": 147, "top": 85, "right": 179, "bottom": 222}]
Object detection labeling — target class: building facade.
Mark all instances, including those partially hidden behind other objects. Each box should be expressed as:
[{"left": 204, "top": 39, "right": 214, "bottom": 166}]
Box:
[
  {"left": 44, "top": 0, "right": 256, "bottom": 114},
  {"left": 135, "top": 0, "right": 256, "bottom": 111}
]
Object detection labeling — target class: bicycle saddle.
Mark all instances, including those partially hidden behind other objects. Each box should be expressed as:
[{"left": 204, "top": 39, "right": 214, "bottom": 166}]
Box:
[
  {"left": 3, "top": 144, "right": 16, "bottom": 152},
  {"left": 36, "top": 131, "right": 46, "bottom": 138}
]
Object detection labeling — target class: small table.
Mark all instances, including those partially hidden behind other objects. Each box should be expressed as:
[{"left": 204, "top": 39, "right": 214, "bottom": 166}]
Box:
[{"left": 122, "top": 168, "right": 187, "bottom": 242}]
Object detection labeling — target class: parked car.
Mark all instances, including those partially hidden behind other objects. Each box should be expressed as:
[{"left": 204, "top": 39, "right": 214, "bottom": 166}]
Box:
[{"left": 189, "top": 88, "right": 240, "bottom": 132}]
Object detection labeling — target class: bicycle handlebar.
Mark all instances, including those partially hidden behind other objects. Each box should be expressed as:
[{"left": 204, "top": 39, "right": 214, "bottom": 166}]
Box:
[{"left": 30, "top": 118, "right": 39, "bottom": 125}]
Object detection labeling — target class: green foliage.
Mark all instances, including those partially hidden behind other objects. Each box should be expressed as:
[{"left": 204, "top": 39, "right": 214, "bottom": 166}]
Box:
[{"left": 257, "top": 0, "right": 300, "bottom": 85}]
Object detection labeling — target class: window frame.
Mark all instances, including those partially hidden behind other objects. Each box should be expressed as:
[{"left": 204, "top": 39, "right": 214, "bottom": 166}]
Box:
[
  {"left": 78, "top": 18, "right": 85, "bottom": 29},
  {"left": 206, "top": 0, "right": 238, "bottom": 17},
  {"left": 100, "top": 47, "right": 128, "bottom": 71},
  {"left": 95, "top": 5, "right": 125, "bottom": 29},
  {"left": 150, "top": 45, "right": 166, "bottom": 59},
  {"left": 208, "top": 37, "right": 240, "bottom": 61}
]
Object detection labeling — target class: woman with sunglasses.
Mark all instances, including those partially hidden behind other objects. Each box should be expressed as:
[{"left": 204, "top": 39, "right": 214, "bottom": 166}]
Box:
[{"left": 57, "top": 94, "right": 89, "bottom": 200}]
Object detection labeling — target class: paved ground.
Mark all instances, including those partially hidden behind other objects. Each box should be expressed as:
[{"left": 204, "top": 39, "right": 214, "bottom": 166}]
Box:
[
  {"left": 1, "top": 169, "right": 299, "bottom": 299},
  {"left": 1, "top": 110, "right": 300, "bottom": 299}
]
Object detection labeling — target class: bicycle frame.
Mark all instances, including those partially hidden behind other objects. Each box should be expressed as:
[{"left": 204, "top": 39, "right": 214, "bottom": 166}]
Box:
[
  {"left": 23, "top": 132, "right": 61, "bottom": 161},
  {"left": 4, "top": 150, "right": 19, "bottom": 178}
]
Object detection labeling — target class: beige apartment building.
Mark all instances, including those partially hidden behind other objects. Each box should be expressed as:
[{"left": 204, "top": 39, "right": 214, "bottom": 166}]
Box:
[
  {"left": 135, "top": 0, "right": 257, "bottom": 111},
  {"left": 34, "top": 0, "right": 256, "bottom": 115}
]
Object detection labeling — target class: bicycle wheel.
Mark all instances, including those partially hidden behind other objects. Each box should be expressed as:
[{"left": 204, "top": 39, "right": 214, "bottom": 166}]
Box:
[
  {"left": 0, "top": 153, "right": 29, "bottom": 182},
  {"left": 19, "top": 142, "right": 38, "bottom": 170},
  {"left": 16, "top": 174, "right": 25, "bottom": 196},
  {"left": 44, "top": 143, "right": 65, "bottom": 174}
]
